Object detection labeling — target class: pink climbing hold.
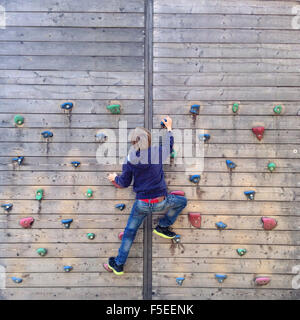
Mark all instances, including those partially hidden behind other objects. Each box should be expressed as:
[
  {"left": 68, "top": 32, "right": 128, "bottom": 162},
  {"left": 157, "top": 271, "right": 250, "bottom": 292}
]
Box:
[
  {"left": 118, "top": 231, "right": 124, "bottom": 241},
  {"left": 255, "top": 277, "right": 271, "bottom": 286},
  {"left": 103, "top": 263, "right": 113, "bottom": 273},
  {"left": 170, "top": 191, "right": 185, "bottom": 196},
  {"left": 261, "top": 217, "right": 277, "bottom": 230},
  {"left": 19, "top": 217, "right": 34, "bottom": 228},
  {"left": 188, "top": 213, "right": 201, "bottom": 228},
  {"left": 252, "top": 126, "right": 265, "bottom": 141}
]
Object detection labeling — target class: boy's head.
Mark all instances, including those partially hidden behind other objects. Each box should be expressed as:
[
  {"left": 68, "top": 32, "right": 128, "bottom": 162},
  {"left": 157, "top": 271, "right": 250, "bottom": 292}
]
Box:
[{"left": 130, "top": 127, "right": 151, "bottom": 150}]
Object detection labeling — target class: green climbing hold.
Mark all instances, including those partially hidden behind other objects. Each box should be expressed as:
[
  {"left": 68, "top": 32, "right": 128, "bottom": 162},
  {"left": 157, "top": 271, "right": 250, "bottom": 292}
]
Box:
[
  {"left": 37, "top": 248, "right": 47, "bottom": 256},
  {"left": 107, "top": 104, "right": 121, "bottom": 114},
  {"left": 268, "top": 162, "right": 276, "bottom": 172},
  {"left": 170, "top": 149, "right": 177, "bottom": 158},
  {"left": 87, "top": 233, "right": 95, "bottom": 240},
  {"left": 273, "top": 105, "right": 282, "bottom": 115},
  {"left": 86, "top": 188, "right": 93, "bottom": 198},
  {"left": 36, "top": 189, "right": 44, "bottom": 201},
  {"left": 14, "top": 115, "right": 24, "bottom": 126},
  {"left": 232, "top": 103, "right": 239, "bottom": 113},
  {"left": 236, "top": 248, "right": 247, "bottom": 256}
]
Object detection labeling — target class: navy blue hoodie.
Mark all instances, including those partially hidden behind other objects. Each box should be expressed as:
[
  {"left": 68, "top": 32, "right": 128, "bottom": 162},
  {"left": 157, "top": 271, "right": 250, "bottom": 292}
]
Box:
[{"left": 114, "top": 131, "right": 174, "bottom": 199}]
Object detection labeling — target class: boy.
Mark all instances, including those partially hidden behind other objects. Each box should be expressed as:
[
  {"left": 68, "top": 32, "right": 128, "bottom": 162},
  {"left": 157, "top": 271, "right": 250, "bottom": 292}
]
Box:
[{"left": 106, "top": 116, "right": 187, "bottom": 275}]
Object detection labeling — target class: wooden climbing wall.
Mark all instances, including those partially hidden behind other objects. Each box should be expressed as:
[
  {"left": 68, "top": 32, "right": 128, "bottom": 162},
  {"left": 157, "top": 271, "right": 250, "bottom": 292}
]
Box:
[
  {"left": 152, "top": 0, "right": 300, "bottom": 300},
  {"left": 0, "top": 0, "right": 146, "bottom": 300},
  {"left": 0, "top": 0, "right": 300, "bottom": 301}
]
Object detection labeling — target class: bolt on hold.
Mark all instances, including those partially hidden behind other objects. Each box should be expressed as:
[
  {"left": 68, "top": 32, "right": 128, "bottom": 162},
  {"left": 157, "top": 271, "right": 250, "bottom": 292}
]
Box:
[
  {"left": 190, "top": 104, "right": 200, "bottom": 115},
  {"left": 170, "top": 149, "right": 177, "bottom": 158},
  {"left": 61, "top": 102, "right": 73, "bottom": 111},
  {"left": 215, "top": 221, "right": 227, "bottom": 230},
  {"left": 95, "top": 132, "right": 107, "bottom": 143},
  {"left": 176, "top": 277, "right": 185, "bottom": 286},
  {"left": 37, "top": 248, "right": 47, "bottom": 256},
  {"left": 232, "top": 102, "right": 239, "bottom": 113},
  {"left": 161, "top": 118, "right": 167, "bottom": 128},
  {"left": 61, "top": 219, "right": 73, "bottom": 229},
  {"left": 198, "top": 133, "right": 210, "bottom": 142},
  {"left": 236, "top": 248, "right": 247, "bottom": 256},
  {"left": 267, "top": 162, "right": 276, "bottom": 172},
  {"left": 226, "top": 160, "right": 236, "bottom": 169},
  {"left": 115, "top": 203, "right": 125, "bottom": 211},
  {"left": 189, "top": 174, "right": 201, "bottom": 184},
  {"left": 36, "top": 189, "right": 44, "bottom": 201},
  {"left": 64, "top": 266, "right": 73, "bottom": 272},
  {"left": 11, "top": 277, "right": 23, "bottom": 284},
  {"left": 19, "top": 217, "right": 34, "bottom": 228},
  {"left": 244, "top": 190, "right": 255, "bottom": 200},
  {"left": 14, "top": 115, "right": 24, "bottom": 126},
  {"left": 255, "top": 277, "right": 270, "bottom": 286},
  {"left": 87, "top": 233, "right": 95, "bottom": 240},
  {"left": 107, "top": 104, "right": 121, "bottom": 114},
  {"left": 252, "top": 126, "right": 265, "bottom": 141},
  {"left": 41, "top": 131, "right": 53, "bottom": 138},
  {"left": 12, "top": 156, "right": 24, "bottom": 166},
  {"left": 172, "top": 234, "right": 181, "bottom": 244},
  {"left": 71, "top": 161, "right": 81, "bottom": 168},
  {"left": 118, "top": 231, "right": 124, "bottom": 241},
  {"left": 273, "top": 105, "right": 282, "bottom": 115},
  {"left": 1, "top": 203, "right": 13, "bottom": 212},
  {"left": 215, "top": 274, "right": 227, "bottom": 283},
  {"left": 261, "top": 217, "right": 277, "bottom": 230},
  {"left": 86, "top": 188, "right": 93, "bottom": 198},
  {"left": 188, "top": 213, "right": 201, "bottom": 228}
]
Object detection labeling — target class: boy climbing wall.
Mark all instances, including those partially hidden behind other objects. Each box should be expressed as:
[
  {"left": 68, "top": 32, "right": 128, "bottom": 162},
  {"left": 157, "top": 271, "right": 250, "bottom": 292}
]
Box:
[{"left": 106, "top": 116, "right": 187, "bottom": 275}]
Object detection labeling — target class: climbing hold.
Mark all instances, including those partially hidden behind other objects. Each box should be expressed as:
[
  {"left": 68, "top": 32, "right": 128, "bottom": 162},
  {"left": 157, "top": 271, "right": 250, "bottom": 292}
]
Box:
[
  {"left": 273, "top": 105, "right": 282, "bottom": 115},
  {"left": 267, "top": 162, "right": 276, "bottom": 172},
  {"left": 95, "top": 132, "right": 107, "bottom": 143},
  {"left": 61, "top": 219, "right": 73, "bottom": 229},
  {"left": 232, "top": 103, "right": 239, "bottom": 113},
  {"left": 244, "top": 190, "right": 255, "bottom": 200},
  {"left": 226, "top": 160, "right": 236, "bottom": 169},
  {"left": 11, "top": 277, "right": 22, "bottom": 284},
  {"left": 188, "top": 213, "right": 201, "bottom": 228},
  {"left": 36, "top": 189, "right": 44, "bottom": 201},
  {"left": 37, "top": 248, "right": 47, "bottom": 256},
  {"left": 198, "top": 133, "right": 210, "bottom": 142},
  {"left": 252, "top": 126, "right": 265, "bottom": 141},
  {"left": 118, "top": 231, "right": 124, "bottom": 241},
  {"left": 190, "top": 104, "right": 200, "bottom": 115},
  {"left": 64, "top": 266, "right": 73, "bottom": 272},
  {"left": 189, "top": 174, "right": 201, "bottom": 184},
  {"left": 86, "top": 188, "right": 93, "bottom": 198},
  {"left": 107, "top": 104, "right": 121, "bottom": 114},
  {"left": 87, "top": 233, "right": 95, "bottom": 240},
  {"left": 71, "top": 161, "right": 81, "bottom": 168},
  {"left": 1, "top": 203, "right": 13, "bottom": 212},
  {"left": 170, "top": 191, "right": 185, "bottom": 196},
  {"left": 215, "top": 274, "right": 227, "bottom": 283},
  {"left": 61, "top": 102, "right": 73, "bottom": 110},
  {"left": 236, "top": 248, "right": 247, "bottom": 256},
  {"left": 103, "top": 263, "right": 113, "bottom": 273},
  {"left": 170, "top": 149, "right": 177, "bottom": 158},
  {"left": 172, "top": 234, "right": 181, "bottom": 244},
  {"left": 14, "top": 115, "right": 24, "bottom": 126},
  {"left": 161, "top": 118, "right": 167, "bottom": 128},
  {"left": 41, "top": 131, "right": 53, "bottom": 138},
  {"left": 176, "top": 277, "right": 185, "bottom": 286},
  {"left": 255, "top": 277, "right": 270, "bottom": 286},
  {"left": 215, "top": 221, "right": 227, "bottom": 230},
  {"left": 261, "top": 217, "right": 277, "bottom": 230},
  {"left": 115, "top": 203, "right": 125, "bottom": 211},
  {"left": 19, "top": 217, "right": 34, "bottom": 228},
  {"left": 12, "top": 156, "right": 24, "bottom": 166}
]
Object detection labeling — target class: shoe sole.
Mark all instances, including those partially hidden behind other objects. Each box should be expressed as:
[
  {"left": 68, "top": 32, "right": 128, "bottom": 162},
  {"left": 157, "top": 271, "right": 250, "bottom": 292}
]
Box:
[
  {"left": 107, "top": 263, "right": 124, "bottom": 276},
  {"left": 153, "top": 229, "right": 176, "bottom": 239}
]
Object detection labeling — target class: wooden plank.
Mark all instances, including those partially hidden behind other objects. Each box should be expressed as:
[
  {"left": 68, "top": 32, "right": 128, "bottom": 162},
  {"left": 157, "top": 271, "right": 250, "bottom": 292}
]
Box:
[
  {"left": 152, "top": 288, "right": 299, "bottom": 300},
  {"left": 153, "top": 101, "right": 300, "bottom": 115},
  {"left": 2, "top": 0, "right": 145, "bottom": 13},
  {"left": 154, "top": 14, "right": 298, "bottom": 30},
  {"left": 0, "top": 199, "right": 298, "bottom": 216},
  {"left": 0, "top": 56, "right": 144, "bottom": 72},
  {"left": 152, "top": 244, "right": 300, "bottom": 260},
  {"left": 0, "top": 42, "right": 144, "bottom": 57},
  {"left": 5, "top": 13, "right": 144, "bottom": 27},
  {"left": 154, "top": 73, "right": 300, "bottom": 87},
  {"left": 152, "top": 273, "right": 295, "bottom": 289},
  {"left": 154, "top": 58, "right": 300, "bottom": 73},
  {"left": 0, "top": 99, "right": 144, "bottom": 114},
  {"left": 152, "top": 258, "right": 300, "bottom": 274},
  {"left": 154, "top": 29, "right": 300, "bottom": 44},
  {"left": 0, "top": 27, "right": 144, "bottom": 42},
  {"left": 1, "top": 171, "right": 300, "bottom": 187},
  {"left": 154, "top": 43, "right": 300, "bottom": 59},
  {"left": 154, "top": 0, "right": 298, "bottom": 15},
  {"left": 0, "top": 287, "right": 143, "bottom": 300},
  {"left": 0, "top": 71, "right": 144, "bottom": 86}
]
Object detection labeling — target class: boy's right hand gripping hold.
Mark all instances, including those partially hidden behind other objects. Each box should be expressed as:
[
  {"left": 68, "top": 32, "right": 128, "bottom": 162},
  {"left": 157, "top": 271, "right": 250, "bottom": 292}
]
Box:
[{"left": 161, "top": 116, "right": 172, "bottom": 131}]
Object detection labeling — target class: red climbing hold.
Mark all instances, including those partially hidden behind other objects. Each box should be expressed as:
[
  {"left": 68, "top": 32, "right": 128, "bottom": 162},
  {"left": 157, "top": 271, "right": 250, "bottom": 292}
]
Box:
[
  {"left": 261, "top": 217, "right": 277, "bottom": 230},
  {"left": 118, "top": 231, "right": 124, "bottom": 241},
  {"left": 255, "top": 277, "right": 270, "bottom": 286},
  {"left": 111, "top": 180, "right": 122, "bottom": 189},
  {"left": 252, "top": 126, "right": 265, "bottom": 141},
  {"left": 188, "top": 213, "right": 201, "bottom": 228},
  {"left": 19, "top": 217, "right": 34, "bottom": 228},
  {"left": 170, "top": 191, "right": 185, "bottom": 196}
]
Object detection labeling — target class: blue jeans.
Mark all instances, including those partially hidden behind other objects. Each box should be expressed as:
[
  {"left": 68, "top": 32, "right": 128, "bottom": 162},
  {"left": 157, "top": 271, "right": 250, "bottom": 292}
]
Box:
[{"left": 115, "top": 194, "right": 187, "bottom": 266}]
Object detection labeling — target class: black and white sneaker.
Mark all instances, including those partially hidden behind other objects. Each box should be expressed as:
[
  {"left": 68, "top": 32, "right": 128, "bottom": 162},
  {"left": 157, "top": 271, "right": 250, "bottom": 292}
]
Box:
[{"left": 153, "top": 225, "right": 176, "bottom": 239}]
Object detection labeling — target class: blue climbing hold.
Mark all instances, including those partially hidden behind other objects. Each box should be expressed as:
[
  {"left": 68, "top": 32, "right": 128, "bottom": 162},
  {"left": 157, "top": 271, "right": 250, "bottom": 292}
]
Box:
[
  {"left": 172, "top": 234, "right": 181, "bottom": 244},
  {"left": 176, "top": 277, "right": 185, "bottom": 286},
  {"left": 1, "top": 203, "right": 13, "bottom": 212},
  {"left": 61, "top": 102, "right": 73, "bottom": 110},
  {"left": 226, "top": 160, "right": 236, "bottom": 169},
  {"left": 215, "top": 274, "right": 227, "bottom": 283},
  {"left": 64, "top": 266, "right": 73, "bottom": 272},
  {"left": 71, "top": 161, "right": 81, "bottom": 168},
  {"left": 95, "top": 132, "right": 107, "bottom": 143},
  {"left": 198, "top": 133, "right": 210, "bottom": 142},
  {"left": 244, "top": 190, "right": 255, "bottom": 200},
  {"left": 61, "top": 219, "right": 73, "bottom": 228},
  {"left": 215, "top": 221, "right": 227, "bottom": 230},
  {"left": 115, "top": 204, "right": 125, "bottom": 211},
  {"left": 190, "top": 174, "right": 201, "bottom": 184},
  {"left": 41, "top": 131, "right": 53, "bottom": 138},
  {"left": 190, "top": 104, "right": 200, "bottom": 115},
  {"left": 11, "top": 277, "right": 22, "bottom": 283},
  {"left": 161, "top": 118, "right": 167, "bottom": 128},
  {"left": 12, "top": 156, "right": 24, "bottom": 166}
]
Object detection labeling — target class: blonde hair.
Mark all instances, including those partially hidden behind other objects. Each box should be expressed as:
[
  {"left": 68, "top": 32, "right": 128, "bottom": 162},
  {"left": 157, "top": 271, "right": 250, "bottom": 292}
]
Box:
[{"left": 130, "top": 127, "right": 151, "bottom": 150}]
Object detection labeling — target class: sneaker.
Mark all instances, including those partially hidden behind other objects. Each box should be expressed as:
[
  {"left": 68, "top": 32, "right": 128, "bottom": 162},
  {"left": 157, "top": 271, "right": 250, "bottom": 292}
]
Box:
[
  {"left": 153, "top": 225, "right": 176, "bottom": 239},
  {"left": 107, "top": 257, "right": 124, "bottom": 275}
]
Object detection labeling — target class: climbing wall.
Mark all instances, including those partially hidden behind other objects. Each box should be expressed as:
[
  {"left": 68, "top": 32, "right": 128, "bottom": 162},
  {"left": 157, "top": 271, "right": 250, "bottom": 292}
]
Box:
[
  {"left": 152, "top": 0, "right": 300, "bottom": 299},
  {"left": 0, "top": 0, "right": 145, "bottom": 299}
]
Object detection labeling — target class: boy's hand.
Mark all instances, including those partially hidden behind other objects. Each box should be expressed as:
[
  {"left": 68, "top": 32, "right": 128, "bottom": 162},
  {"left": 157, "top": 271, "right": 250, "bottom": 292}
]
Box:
[
  {"left": 162, "top": 116, "right": 172, "bottom": 131},
  {"left": 108, "top": 173, "right": 117, "bottom": 182}
]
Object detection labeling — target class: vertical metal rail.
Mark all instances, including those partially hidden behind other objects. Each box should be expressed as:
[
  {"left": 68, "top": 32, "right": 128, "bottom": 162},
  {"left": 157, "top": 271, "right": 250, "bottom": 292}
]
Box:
[{"left": 143, "top": 0, "right": 153, "bottom": 300}]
